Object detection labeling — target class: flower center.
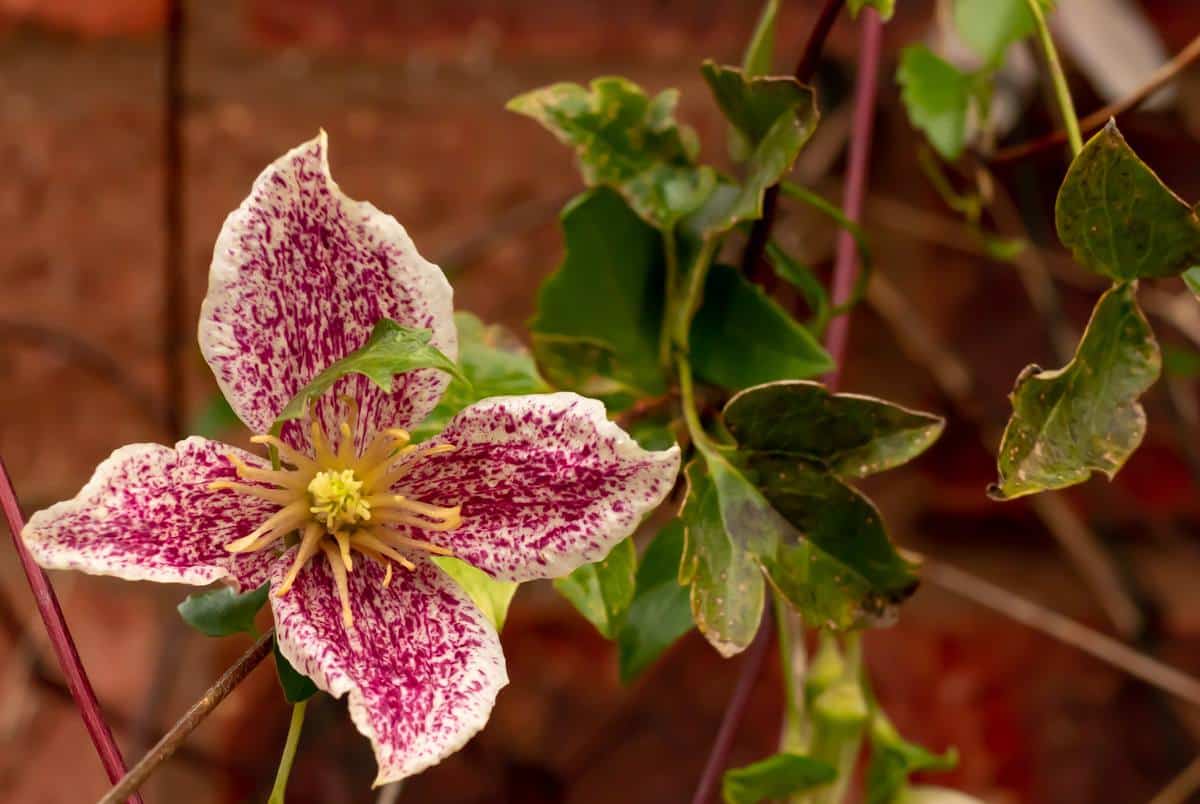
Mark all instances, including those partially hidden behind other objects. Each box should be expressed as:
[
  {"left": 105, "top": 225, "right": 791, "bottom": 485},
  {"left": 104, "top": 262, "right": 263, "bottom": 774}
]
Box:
[
  {"left": 209, "top": 397, "right": 461, "bottom": 629},
  {"left": 308, "top": 469, "right": 370, "bottom": 529}
]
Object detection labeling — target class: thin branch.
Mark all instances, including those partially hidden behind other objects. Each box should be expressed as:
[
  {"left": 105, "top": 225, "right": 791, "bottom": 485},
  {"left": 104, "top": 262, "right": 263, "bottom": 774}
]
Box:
[
  {"left": 924, "top": 561, "right": 1200, "bottom": 708},
  {"left": 1149, "top": 754, "right": 1200, "bottom": 804},
  {"left": 0, "top": 319, "right": 166, "bottom": 427},
  {"left": 0, "top": 456, "right": 141, "bottom": 803},
  {"left": 992, "top": 31, "right": 1200, "bottom": 163},
  {"left": 740, "top": 0, "right": 847, "bottom": 285},
  {"left": 691, "top": 9, "right": 881, "bottom": 802},
  {"left": 98, "top": 631, "right": 274, "bottom": 804},
  {"left": 163, "top": 0, "right": 186, "bottom": 441},
  {"left": 688, "top": 607, "right": 774, "bottom": 804}
]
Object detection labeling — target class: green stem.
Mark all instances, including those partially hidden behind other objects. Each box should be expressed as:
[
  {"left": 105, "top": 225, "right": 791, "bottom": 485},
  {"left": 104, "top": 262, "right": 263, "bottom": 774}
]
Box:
[
  {"left": 775, "top": 591, "right": 808, "bottom": 754},
  {"left": 267, "top": 700, "right": 309, "bottom": 804},
  {"left": 676, "top": 356, "right": 716, "bottom": 453},
  {"left": 672, "top": 239, "right": 720, "bottom": 349},
  {"left": 1026, "top": 0, "right": 1083, "bottom": 157},
  {"left": 658, "top": 228, "right": 681, "bottom": 370},
  {"left": 814, "top": 633, "right": 863, "bottom": 804}
]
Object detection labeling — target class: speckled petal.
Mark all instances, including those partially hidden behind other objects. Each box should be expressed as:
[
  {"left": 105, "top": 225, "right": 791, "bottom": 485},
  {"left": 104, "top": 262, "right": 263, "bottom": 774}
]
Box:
[
  {"left": 398, "top": 392, "right": 681, "bottom": 581},
  {"left": 21, "top": 437, "right": 279, "bottom": 591},
  {"left": 198, "top": 132, "right": 456, "bottom": 451},
  {"left": 270, "top": 552, "right": 507, "bottom": 785}
]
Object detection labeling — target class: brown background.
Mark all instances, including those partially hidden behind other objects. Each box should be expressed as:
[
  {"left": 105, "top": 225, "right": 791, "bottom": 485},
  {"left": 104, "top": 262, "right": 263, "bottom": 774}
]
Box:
[{"left": 3, "top": 1, "right": 1200, "bottom": 802}]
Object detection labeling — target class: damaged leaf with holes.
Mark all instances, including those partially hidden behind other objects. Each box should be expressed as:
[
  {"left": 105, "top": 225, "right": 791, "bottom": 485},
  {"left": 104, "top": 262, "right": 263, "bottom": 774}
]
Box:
[{"left": 990, "top": 282, "right": 1161, "bottom": 500}]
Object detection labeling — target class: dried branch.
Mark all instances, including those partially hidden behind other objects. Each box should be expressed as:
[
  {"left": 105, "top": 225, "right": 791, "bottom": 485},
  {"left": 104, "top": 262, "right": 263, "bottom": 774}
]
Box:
[
  {"left": 991, "top": 32, "right": 1200, "bottom": 162},
  {"left": 925, "top": 561, "right": 1200, "bottom": 707},
  {"left": 97, "top": 631, "right": 274, "bottom": 804},
  {"left": 1149, "top": 754, "right": 1200, "bottom": 804},
  {"left": 0, "top": 456, "right": 141, "bottom": 802}
]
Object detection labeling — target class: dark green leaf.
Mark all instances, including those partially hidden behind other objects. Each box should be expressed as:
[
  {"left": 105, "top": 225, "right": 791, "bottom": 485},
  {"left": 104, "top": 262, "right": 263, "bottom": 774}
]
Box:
[
  {"left": 691, "top": 264, "right": 834, "bottom": 391},
  {"left": 691, "top": 65, "right": 818, "bottom": 238},
  {"left": 724, "top": 381, "right": 945, "bottom": 478},
  {"left": 554, "top": 537, "right": 637, "bottom": 639},
  {"left": 189, "top": 393, "right": 240, "bottom": 439},
  {"left": 1056, "top": 121, "right": 1200, "bottom": 280},
  {"left": 679, "top": 459, "right": 767, "bottom": 657},
  {"left": 990, "top": 282, "right": 1161, "bottom": 500},
  {"left": 849, "top": 0, "right": 896, "bottom": 20},
  {"left": 743, "top": 454, "right": 920, "bottom": 625},
  {"left": 618, "top": 520, "right": 694, "bottom": 681},
  {"left": 531, "top": 189, "right": 668, "bottom": 400},
  {"left": 508, "top": 78, "right": 715, "bottom": 228},
  {"left": 412, "top": 312, "right": 549, "bottom": 441},
  {"left": 274, "top": 640, "right": 318, "bottom": 703},
  {"left": 866, "top": 711, "right": 958, "bottom": 804},
  {"left": 628, "top": 415, "right": 679, "bottom": 451},
  {"left": 177, "top": 584, "right": 267, "bottom": 637},
  {"left": 897, "top": 45, "right": 973, "bottom": 160},
  {"left": 953, "top": 0, "right": 1035, "bottom": 64},
  {"left": 722, "top": 753, "right": 836, "bottom": 804},
  {"left": 276, "top": 319, "right": 463, "bottom": 424},
  {"left": 432, "top": 555, "right": 519, "bottom": 632}
]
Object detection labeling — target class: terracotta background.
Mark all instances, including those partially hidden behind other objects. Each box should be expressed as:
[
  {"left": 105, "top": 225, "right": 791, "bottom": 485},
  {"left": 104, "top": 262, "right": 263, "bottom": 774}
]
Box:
[{"left": 3, "top": 1, "right": 1200, "bottom": 802}]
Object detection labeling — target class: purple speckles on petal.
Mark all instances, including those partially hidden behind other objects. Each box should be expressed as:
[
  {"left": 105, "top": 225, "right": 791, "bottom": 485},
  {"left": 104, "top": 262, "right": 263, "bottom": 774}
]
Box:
[
  {"left": 198, "top": 132, "right": 457, "bottom": 451},
  {"left": 397, "top": 392, "right": 681, "bottom": 582},
  {"left": 270, "top": 552, "right": 507, "bottom": 785},
  {"left": 21, "top": 437, "right": 278, "bottom": 591}
]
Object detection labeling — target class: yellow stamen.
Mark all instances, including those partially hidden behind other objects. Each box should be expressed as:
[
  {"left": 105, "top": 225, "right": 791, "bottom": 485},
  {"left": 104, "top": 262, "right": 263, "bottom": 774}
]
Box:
[
  {"left": 275, "top": 523, "right": 324, "bottom": 596},
  {"left": 207, "top": 480, "right": 296, "bottom": 505},
  {"left": 225, "top": 500, "right": 309, "bottom": 553},
  {"left": 249, "top": 435, "right": 318, "bottom": 472},
  {"left": 348, "top": 531, "right": 417, "bottom": 571},
  {"left": 333, "top": 531, "right": 354, "bottom": 572},
  {"left": 310, "top": 420, "right": 334, "bottom": 465},
  {"left": 369, "top": 525, "right": 455, "bottom": 556},
  {"left": 321, "top": 541, "right": 354, "bottom": 628}
]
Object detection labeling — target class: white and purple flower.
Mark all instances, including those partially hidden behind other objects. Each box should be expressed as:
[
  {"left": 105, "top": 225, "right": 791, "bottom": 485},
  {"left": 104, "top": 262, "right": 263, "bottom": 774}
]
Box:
[{"left": 21, "top": 133, "right": 680, "bottom": 785}]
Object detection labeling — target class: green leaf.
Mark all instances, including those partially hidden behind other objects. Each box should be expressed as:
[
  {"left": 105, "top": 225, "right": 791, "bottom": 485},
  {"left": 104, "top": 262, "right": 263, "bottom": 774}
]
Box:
[
  {"left": 742, "top": 454, "right": 920, "bottom": 625},
  {"left": 412, "top": 312, "right": 549, "bottom": 441},
  {"left": 742, "top": 0, "right": 779, "bottom": 77},
  {"left": 1183, "top": 266, "right": 1200, "bottom": 298},
  {"left": 849, "top": 0, "right": 896, "bottom": 20},
  {"left": 990, "top": 282, "right": 1161, "bottom": 500},
  {"left": 691, "top": 64, "right": 818, "bottom": 238},
  {"left": 189, "top": 393, "right": 240, "bottom": 439},
  {"left": 723, "top": 381, "right": 945, "bottom": 478},
  {"left": 953, "top": 0, "right": 1035, "bottom": 64},
  {"left": 690, "top": 264, "right": 835, "bottom": 391},
  {"left": 897, "top": 45, "right": 973, "bottom": 160},
  {"left": 866, "top": 711, "right": 958, "bottom": 804},
  {"left": 274, "top": 640, "right": 318, "bottom": 703},
  {"left": 1057, "top": 121, "right": 1200, "bottom": 280},
  {"left": 554, "top": 537, "right": 637, "bottom": 639},
  {"left": 1164, "top": 344, "right": 1200, "bottom": 378},
  {"left": 530, "top": 189, "right": 668, "bottom": 401},
  {"left": 508, "top": 78, "right": 715, "bottom": 229},
  {"left": 617, "top": 521, "right": 694, "bottom": 681},
  {"left": 679, "top": 459, "right": 767, "bottom": 657},
  {"left": 432, "top": 555, "right": 519, "bottom": 632},
  {"left": 177, "top": 584, "right": 267, "bottom": 637},
  {"left": 722, "top": 753, "right": 837, "bottom": 804},
  {"left": 276, "top": 319, "right": 463, "bottom": 424}
]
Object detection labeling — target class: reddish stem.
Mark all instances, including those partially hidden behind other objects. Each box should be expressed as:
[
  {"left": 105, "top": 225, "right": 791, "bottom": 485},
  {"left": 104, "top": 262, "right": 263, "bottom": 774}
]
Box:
[
  {"left": 822, "top": 10, "right": 882, "bottom": 389},
  {"left": 0, "top": 456, "right": 141, "bottom": 804},
  {"left": 689, "top": 10, "right": 885, "bottom": 803}
]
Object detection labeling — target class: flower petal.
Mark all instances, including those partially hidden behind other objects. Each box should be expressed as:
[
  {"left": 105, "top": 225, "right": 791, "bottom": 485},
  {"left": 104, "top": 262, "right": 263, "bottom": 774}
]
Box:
[
  {"left": 199, "top": 132, "right": 456, "bottom": 450},
  {"left": 398, "top": 392, "right": 681, "bottom": 581},
  {"left": 270, "top": 553, "right": 507, "bottom": 785},
  {"left": 22, "top": 437, "right": 278, "bottom": 590}
]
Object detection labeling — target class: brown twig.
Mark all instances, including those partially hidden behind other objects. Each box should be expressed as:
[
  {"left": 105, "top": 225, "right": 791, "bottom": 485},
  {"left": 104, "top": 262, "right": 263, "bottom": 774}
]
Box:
[
  {"left": 0, "top": 456, "right": 141, "bottom": 803},
  {"left": 740, "top": 0, "right": 847, "bottom": 286},
  {"left": 1149, "top": 755, "right": 1200, "bottom": 804},
  {"left": 97, "top": 631, "right": 274, "bottom": 804},
  {"left": 991, "top": 32, "right": 1200, "bottom": 163},
  {"left": 925, "top": 561, "right": 1200, "bottom": 707}
]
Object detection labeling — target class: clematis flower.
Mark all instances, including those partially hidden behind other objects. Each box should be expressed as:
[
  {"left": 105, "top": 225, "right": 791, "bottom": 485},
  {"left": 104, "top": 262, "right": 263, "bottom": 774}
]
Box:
[{"left": 21, "top": 133, "right": 681, "bottom": 785}]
